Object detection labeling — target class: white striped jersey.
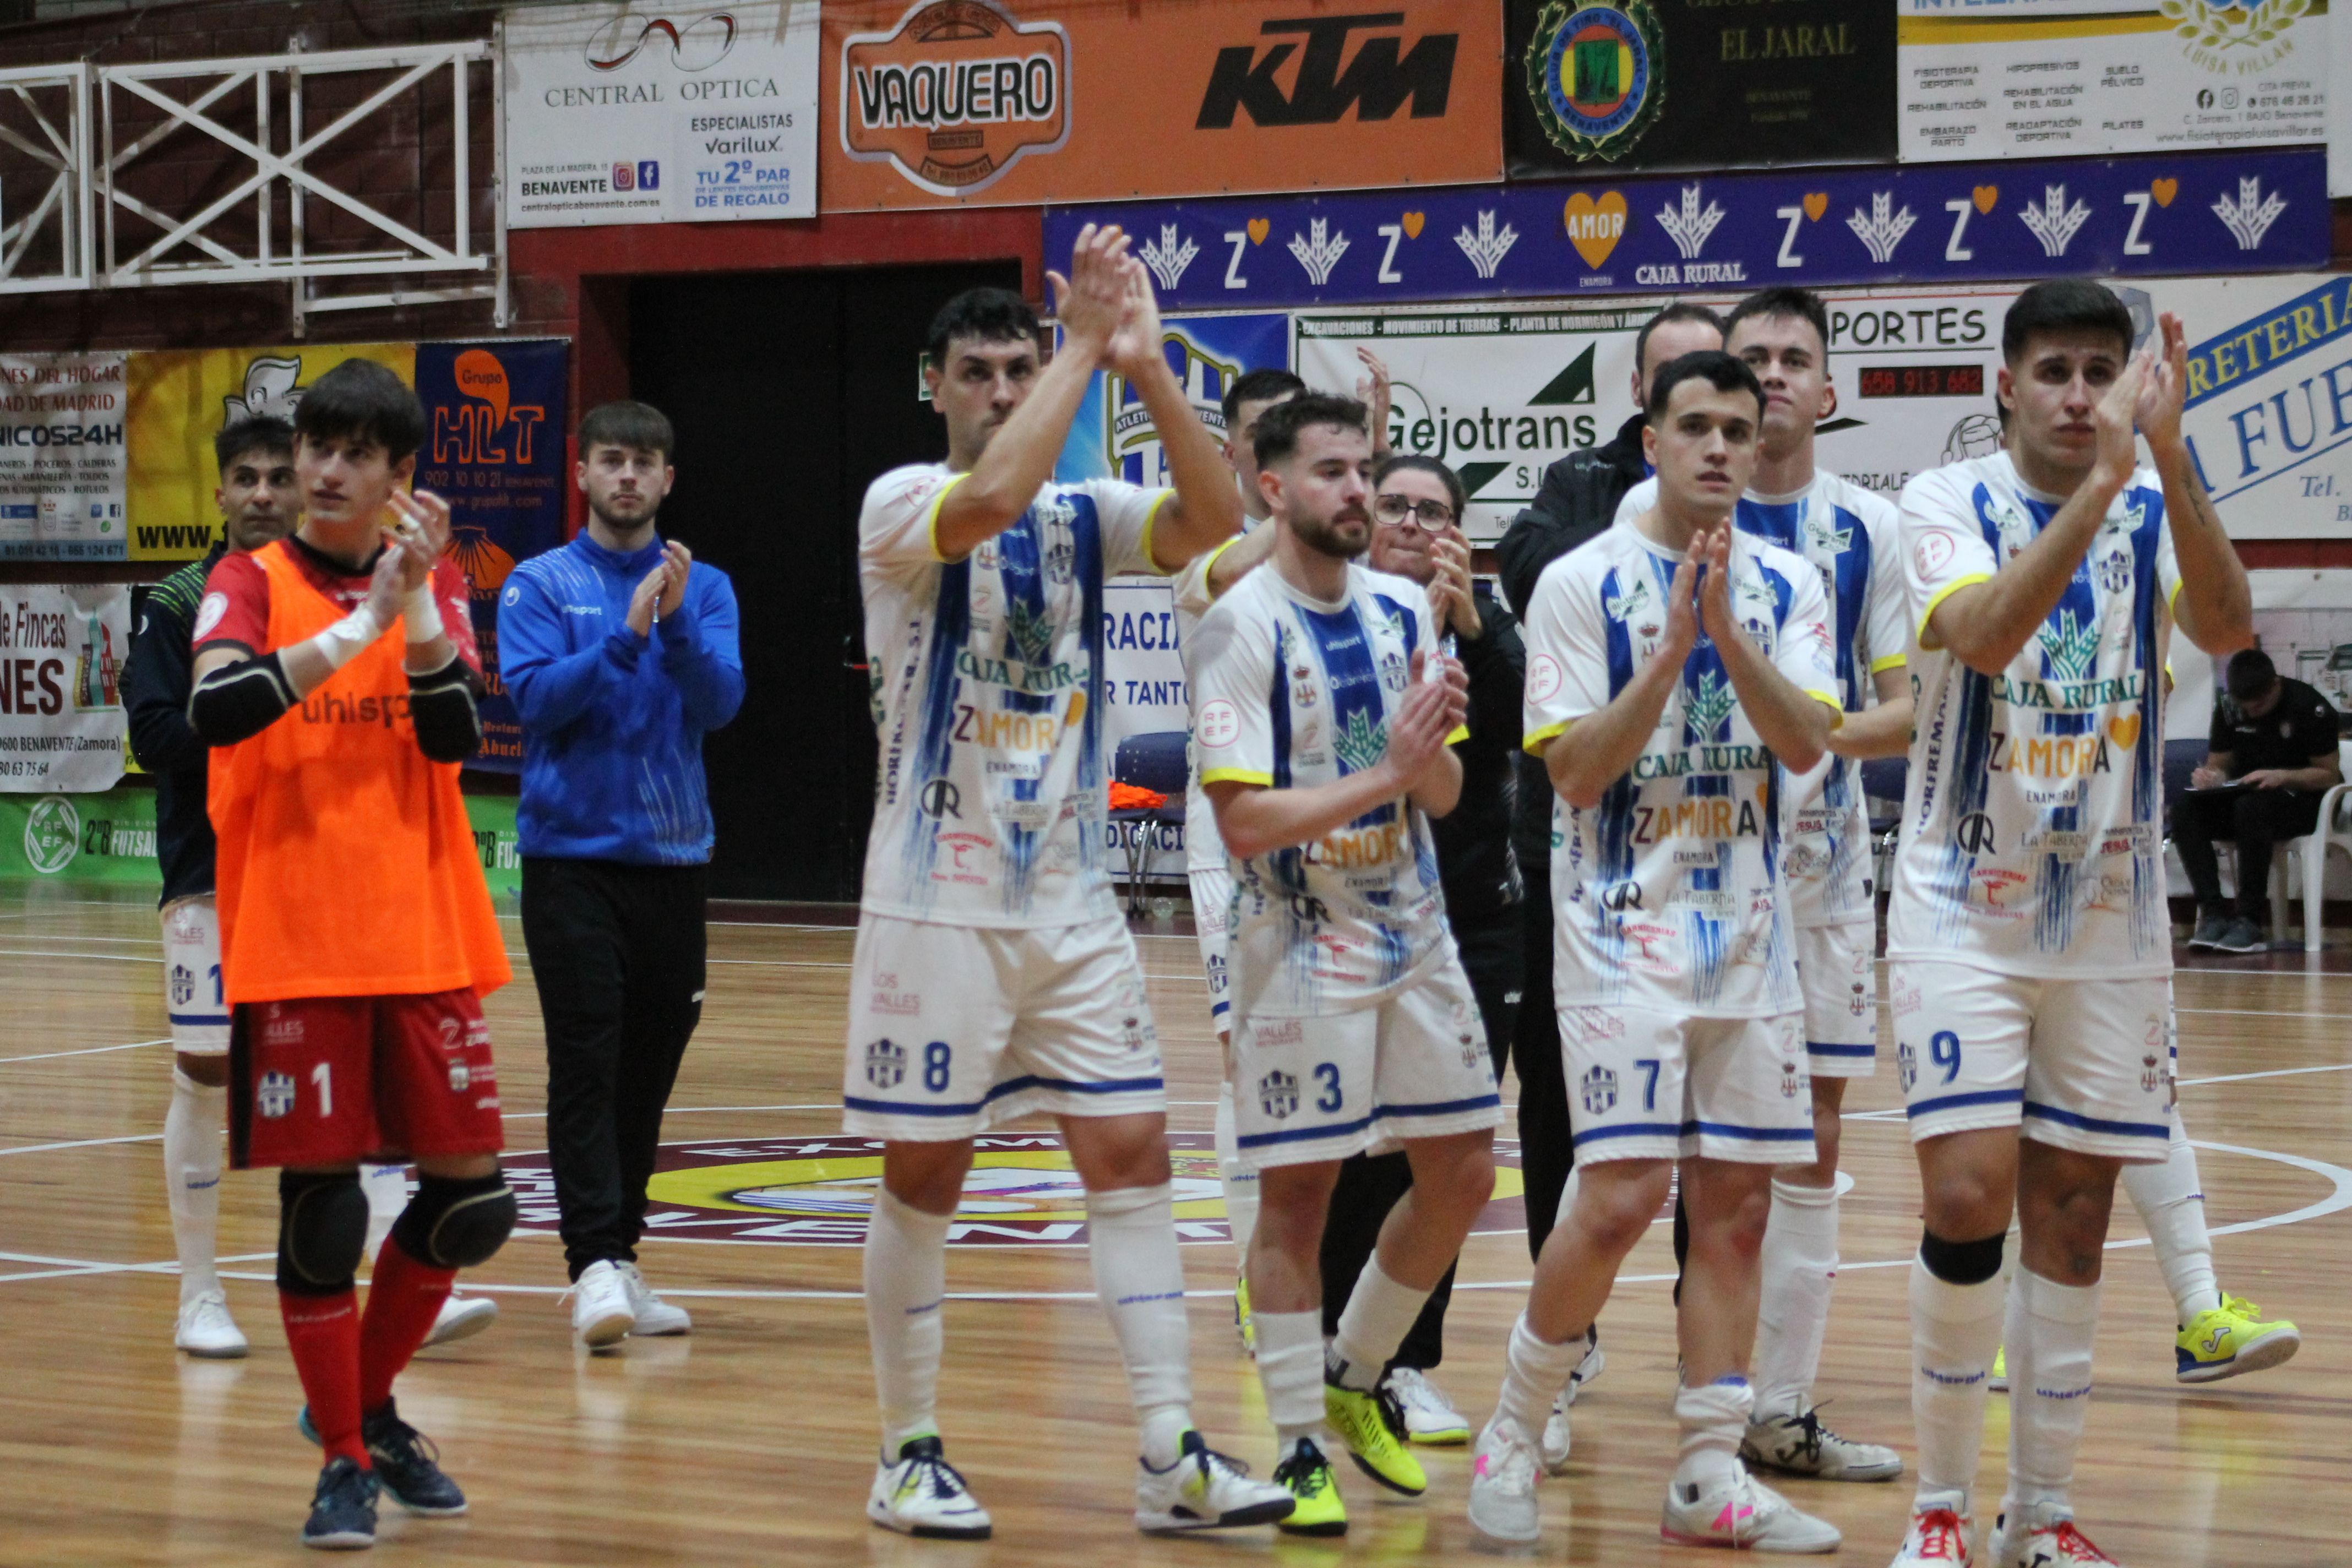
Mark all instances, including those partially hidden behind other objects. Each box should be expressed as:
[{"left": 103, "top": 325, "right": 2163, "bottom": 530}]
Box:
[
  {"left": 1174, "top": 521, "right": 1261, "bottom": 876},
  {"left": 857, "top": 463, "right": 1168, "bottom": 927},
  {"left": 1893, "top": 451, "right": 2181, "bottom": 978}
]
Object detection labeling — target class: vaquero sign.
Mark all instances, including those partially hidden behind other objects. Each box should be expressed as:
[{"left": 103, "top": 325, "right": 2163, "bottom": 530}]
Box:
[
  {"left": 1046, "top": 148, "right": 2327, "bottom": 312},
  {"left": 818, "top": 0, "right": 1501, "bottom": 211}
]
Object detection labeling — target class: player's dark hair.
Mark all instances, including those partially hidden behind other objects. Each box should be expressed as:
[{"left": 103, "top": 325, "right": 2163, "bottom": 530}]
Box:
[
  {"left": 214, "top": 415, "right": 293, "bottom": 475},
  {"left": 1635, "top": 302, "right": 1727, "bottom": 381},
  {"left": 579, "top": 400, "right": 675, "bottom": 462},
  {"left": 925, "top": 287, "right": 1043, "bottom": 368},
  {"left": 2226, "top": 647, "right": 2279, "bottom": 703},
  {"left": 2002, "top": 279, "right": 2133, "bottom": 364},
  {"left": 1374, "top": 454, "right": 1465, "bottom": 519},
  {"left": 294, "top": 358, "right": 424, "bottom": 463},
  {"left": 1725, "top": 287, "right": 1830, "bottom": 357},
  {"left": 1222, "top": 368, "right": 1307, "bottom": 426},
  {"left": 1645, "top": 350, "right": 1766, "bottom": 424},
  {"left": 1251, "top": 391, "right": 1368, "bottom": 469}
]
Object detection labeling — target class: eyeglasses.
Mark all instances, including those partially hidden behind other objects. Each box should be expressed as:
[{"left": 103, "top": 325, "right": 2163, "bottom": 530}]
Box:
[{"left": 1373, "top": 494, "right": 1456, "bottom": 530}]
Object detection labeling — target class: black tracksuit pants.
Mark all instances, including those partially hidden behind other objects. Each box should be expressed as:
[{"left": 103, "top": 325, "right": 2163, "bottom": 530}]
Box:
[
  {"left": 2173, "top": 786, "right": 2324, "bottom": 918},
  {"left": 522, "top": 857, "right": 709, "bottom": 1282}
]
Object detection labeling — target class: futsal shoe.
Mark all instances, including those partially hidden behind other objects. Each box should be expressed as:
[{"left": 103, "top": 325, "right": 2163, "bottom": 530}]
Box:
[
  {"left": 2186, "top": 907, "right": 2230, "bottom": 950},
  {"left": 1741, "top": 1406, "right": 1903, "bottom": 1481},
  {"left": 296, "top": 1399, "right": 467, "bottom": 1516},
  {"left": 1384, "top": 1367, "right": 1470, "bottom": 1445},
  {"left": 421, "top": 1293, "right": 498, "bottom": 1349},
  {"left": 569, "top": 1259, "right": 634, "bottom": 1348},
  {"left": 1324, "top": 1378, "right": 1426, "bottom": 1496},
  {"left": 2213, "top": 916, "right": 2267, "bottom": 954},
  {"left": 1466, "top": 1415, "right": 1543, "bottom": 1543},
  {"left": 618, "top": 1262, "right": 692, "bottom": 1336},
  {"left": 301, "top": 1456, "right": 379, "bottom": 1551},
  {"left": 1234, "top": 1268, "right": 1255, "bottom": 1356},
  {"left": 1270, "top": 1437, "right": 1347, "bottom": 1536},
  {"left": 1660, "top": 1467, "right": 1841, "bottom": 1553},
  {"left": 867, "top": 1436, "right": 992, "bottom": 1539},
  {"left": 1889, "top": 1502, "right": 1976, "bottom": 1565},
  {"left": 1989, "top": 1346, "right": 2007, "bottom": 1393},
  {"left": 173, "top": 1288, "right": 248, "bottom": 1358},
  {"left": 1541, "top": 1326, "right": 1604, "bottom": 1473},
  {"left": 2175, "top": 1294, "right": 2301, "bottom": 1382},
  {"left": 1989, "top": 1503, "right": 2122, "bottom": 1567},
  {"left": 1134, "top": 1430, "right": 1294, "bottom": 1532}
]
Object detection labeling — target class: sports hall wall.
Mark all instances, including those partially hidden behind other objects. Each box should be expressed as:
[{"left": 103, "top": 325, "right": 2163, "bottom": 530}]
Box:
[{"left": 3, "top": 0, "right": 2352, "bottom": 903}]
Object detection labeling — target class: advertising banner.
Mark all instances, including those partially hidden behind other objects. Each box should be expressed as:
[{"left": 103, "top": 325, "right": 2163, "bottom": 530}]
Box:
[
  {"left": 1505, "top": 0, "right": 1897, "bottom": 177},
  {"left": 818, "top": 0, "right": 1500, "bottom": 212},
  {"left": 0, "top": 584, "right": 129, "bottom": 792},
  {"left": 1898, "top": 0, "right": 2327, "bottom": 163},
  {"left": 504, "top": 0, "right": 820, "bottom": 228},
  {"left": 1047, "top": 148, "right": 2327, "bottom": 313},
  {"left": 0, "top": 352, "right": 128, "bottom": 562}
]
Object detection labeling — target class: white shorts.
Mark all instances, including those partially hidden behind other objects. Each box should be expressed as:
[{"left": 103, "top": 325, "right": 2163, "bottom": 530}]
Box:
[
  {"left": 1798, "top": 921, "right": 1876, "bottom": 1078},
  {"left": 1560, "top": 1004, "right": 1814, "bottom": 1165},
  {"left": 1891, "top": 959, "right": 2170, "bottom": 1161},
  {"left": 1230, "top": 956, "right": 1501, "bottom": 1173},
  {"left": 162, "top": 895, "right": 228, "bottom": 1055},
  {"left": 841, "top": 913, "right": 1166, "bottom": 1141},
  {"left": 1188, "top": 865, "right": 1232, "bottom": 1037}
]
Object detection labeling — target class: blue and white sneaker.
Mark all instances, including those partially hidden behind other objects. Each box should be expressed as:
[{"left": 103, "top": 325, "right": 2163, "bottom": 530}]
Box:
[{"left": 301, "top": 1457, "right": 378, "bottom": 1551}]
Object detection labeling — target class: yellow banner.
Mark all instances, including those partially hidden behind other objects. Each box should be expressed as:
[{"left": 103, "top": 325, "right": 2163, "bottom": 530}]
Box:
[{"left": 125, "top": 342, "right": 417, "bottom": 560}]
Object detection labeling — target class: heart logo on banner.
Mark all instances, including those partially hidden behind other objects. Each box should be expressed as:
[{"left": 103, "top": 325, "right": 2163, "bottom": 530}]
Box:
[
  {"left": 1401, "top": 211, "right": 1425, "bottom": 239},
  {"left": 1973, "top": 185, "right": 1999, "bottom": 214},
  {"left": 1801, "top": 192, "right": 1828, "bottom": 222},
  {"left": 2108, "top": 714, "right": 2142, "bottom": 750},
  {"left": 1246, "top": 219, "right": 1270, "bottom": 244},
  {"left": 1562, "top": 192, "right": 1628, "bottom": 269},
  {"left": 2150, "top": 178, "right": 2178, "bottom": 208}
]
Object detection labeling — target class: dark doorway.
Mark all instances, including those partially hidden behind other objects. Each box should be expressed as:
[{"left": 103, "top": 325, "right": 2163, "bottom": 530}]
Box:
[{"left": 629, "top": 258, "right": 1022, "bottom": 902}]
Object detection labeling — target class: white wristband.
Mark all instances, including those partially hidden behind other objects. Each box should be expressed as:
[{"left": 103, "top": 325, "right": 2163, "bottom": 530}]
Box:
[
  {"left": 402, "top": 583, "right": 444, "bottom": 644},
  {"left": 314, "top": 602, "right": 390, "bottom": 671}
]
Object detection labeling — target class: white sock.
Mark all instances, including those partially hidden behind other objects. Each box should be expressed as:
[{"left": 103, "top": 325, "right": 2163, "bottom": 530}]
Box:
[
  {"left": 1495, "top": 1310, "right": 1586, "bottom": 1437},
  {"left": 2004, "top": 1268, "right": 2100, "bottom": 1517},
  {"left": 865, "top": 1188, "right": 951, "bottom": 1457},
  {"left": 1328, "top": 1255, "right": 1432, "bottom": 1392},
  {"left": 1085, "top": 1183, "right": 1195, "bottom": 1468},
  {"left": 1215, "top": 1079, "right": 1260, "bottom": 1259},
  {"left": 1909, "top": 1252, "right": 2005, "bottom": 1511},
  {"left": 1672, "top": 1376, "right": 1754, "bottom": 1490},
  {"left": 164, "top": 1069, "right": 226, "bottom": 1301},
  {"left": 1752, "top": 1176, "right": 1839, "bottom": 1420},
  {"left": 360, "top": 1162, "right": 407, "bottom": 1259},
  {"left": 1254, "top": 1308, "right": 1327, "bottom": 1452},
  {"left": 2121, "top": 1112, "right": 2219, "bottom": 1322}
]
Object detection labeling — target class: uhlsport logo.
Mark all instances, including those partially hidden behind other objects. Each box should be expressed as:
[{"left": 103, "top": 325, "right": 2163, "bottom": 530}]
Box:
[
  {"left": 841, "top": 1, "right": 1071, "bottom": 197},
  {"left": 1525, "top": 2, "right": 1666, "bottom": 164},
  {"left": 21, "top": 795, "right": 78, "bottom": 875}
]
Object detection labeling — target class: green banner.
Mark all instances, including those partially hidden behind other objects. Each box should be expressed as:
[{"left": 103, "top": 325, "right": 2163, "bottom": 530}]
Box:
[{"left": 0, "top": 787, "right": 522, "bottom": 899}]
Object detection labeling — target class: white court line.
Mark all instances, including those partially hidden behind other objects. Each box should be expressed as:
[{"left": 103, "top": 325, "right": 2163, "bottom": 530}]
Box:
[
  {"left": 0, "top": 1037, "right": 170, "bottom": 1065},
  {"left": 0, "top": 1130, "right": 164, "bottom": 1156},
  {"left": 0, "top": 947, "right": 162, "bottom": 965},
  {"left": 2178, "top": 1060, "right": 2352, "bottom": 1088}
]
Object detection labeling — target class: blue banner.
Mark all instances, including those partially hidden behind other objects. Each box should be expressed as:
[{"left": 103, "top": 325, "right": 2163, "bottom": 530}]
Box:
[
  {"left": 414, "top": 339, "right": 570, "bottom": 775},
  {"left": 1053, "top": 313, "right": 1292, "bottom": 487},
  {"left": 1049, "top": 149, "right": 2326, "bottom": 313}
]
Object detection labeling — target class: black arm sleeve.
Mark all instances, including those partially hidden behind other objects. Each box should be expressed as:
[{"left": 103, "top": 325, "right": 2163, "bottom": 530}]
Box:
[
  {"left": 407, "top": 655, "right": 482, "bottom": 764},
  {"left": 125, "top": 598, "right": 208, "bottom": 774},
  {"left": 189, "top": 651, "right": 297, "bottom": 745},
  {"left": 1458, "top": 591, "right": 1525, "bottom": 756}
]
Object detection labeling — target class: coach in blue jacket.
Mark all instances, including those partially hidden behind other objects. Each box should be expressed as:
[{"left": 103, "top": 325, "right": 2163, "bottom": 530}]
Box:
[{"left": 502, "top": 400, "right": 744, "bottom": 1347}]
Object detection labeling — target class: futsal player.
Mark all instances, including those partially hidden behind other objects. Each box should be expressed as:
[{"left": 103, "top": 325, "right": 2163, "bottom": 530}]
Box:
[
  {"left": 1189, "top": 393, "right": 1501, "bottom": 1535},
  {"left": 846, "top": 229, "right": 1292, "bottom": 1539},
  {"left": 1469, "top": 351, "right": 1844, "bottom": 1550},
  {"left": 189, "top": 360, "right": 519, "bottom": 1550},
  {"left": 1885, "top": 282, "right": 2251, "bottom": 1566},
  {"left": 1612, "top": 288, "right": 1909, "bottom": 1480}
]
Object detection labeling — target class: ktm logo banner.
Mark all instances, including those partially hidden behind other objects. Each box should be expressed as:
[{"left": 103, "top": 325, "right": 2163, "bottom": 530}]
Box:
[{"left": 820, "top": 0, "right": 1500, "bottom": 211}]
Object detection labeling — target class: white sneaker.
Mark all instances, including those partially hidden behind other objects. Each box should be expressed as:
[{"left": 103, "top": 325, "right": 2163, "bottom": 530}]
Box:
[
  {"left": 1467, "top": 1415, "right": 1543, "bottom": 1543},
  {"left": 868, "top": 1436, "right": 992, "bottom": 1539},
  {"left": 1384, "top": 1367, "right": 1469, "bottom": 1445},
  {"left": 1741, "top": 1406, "right": 1903, "bottom": 1482},
  {"left": 1662, "top": 1466, "right": 1842, "bottom": 1553},
  {"left": 618, "top": 1262, "right": 690, "bottom": 1336},
  {"left": 421, "top": 1293, "right": 498, "bottom": 1349},
  {"left": 1135, "top": 1430, "right": 1294, "bottom": 1532},
  {"left": 1540, "top": 1327, "right": 1603, "bottom": 1473},
  {"left": 174, "top": 1289, "right": 248, "bottom": 1359},
  {"left": 569, "top": 1259, "right": 634, "bottom": 1348},
  {"left": 1989, "top": 1502, "right": 2121, "bottom": 1567},
  {"left": 1891, "top": 1501, "right": 1977, "bottom": 1565}
]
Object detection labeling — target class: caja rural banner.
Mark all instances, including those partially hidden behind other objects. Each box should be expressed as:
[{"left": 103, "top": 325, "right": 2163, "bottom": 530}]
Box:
[
  {"left": 819, "top": 0, "right": 1500, "bottom": 212},
  {"left": 1505, "top": 0, "right": 1897, "bottom": 177},
  {"left": 504, "top": 0, "right": 820, "bottom": 228},
  {"left": 1898, "top": 0, "right": 2328, "bottom": 163},
  {"left": 0, "top": 585, "right": 129, "bottom": 793},
  {"left": 0, "top": 352, "right": 128, "bottom": 562}
]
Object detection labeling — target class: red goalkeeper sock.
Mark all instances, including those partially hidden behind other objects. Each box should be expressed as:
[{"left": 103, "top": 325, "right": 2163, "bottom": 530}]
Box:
[
  {"left": 281, "top": 1288, "right": 367, "bottom": 1466},
  {"left": 358, "top": 1237, "right": 457, "bottom": 1414}
]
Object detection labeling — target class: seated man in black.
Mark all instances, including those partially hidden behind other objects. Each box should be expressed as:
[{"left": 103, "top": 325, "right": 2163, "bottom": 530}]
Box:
[{"left": 2178, "top": 647, "right": 2344, "bottom": 952}]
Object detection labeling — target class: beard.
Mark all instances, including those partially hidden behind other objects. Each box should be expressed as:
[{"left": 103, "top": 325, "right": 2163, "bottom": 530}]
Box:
[
  {"left": 1291, "top": 504, "right": 1371, "bottom": 561},
  {"left": 590, "top": 494, "right": 657, "bottom": 532}
]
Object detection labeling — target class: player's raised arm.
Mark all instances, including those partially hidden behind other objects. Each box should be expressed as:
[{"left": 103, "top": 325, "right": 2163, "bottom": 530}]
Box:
[
  {"left": 2139, "top": 311, "right": 2253, "bottom": 656},
  {"left": 188, "top": 543, "right": 406, "bottom": 743},
  {"left": 1105, "top": 260, "right": 1244, "bottom": 572},
  {"left": 1541, "top": 546, "right": 1696, "bottom": 811},
  {"left": 1697, "top": 525, "right": 1834, "bottom": 774}
]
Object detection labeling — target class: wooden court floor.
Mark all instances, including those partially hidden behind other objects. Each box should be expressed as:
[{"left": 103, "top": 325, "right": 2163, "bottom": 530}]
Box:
[{"left": 0, "top": 882, "right": 2345, "bottom": 1567}]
